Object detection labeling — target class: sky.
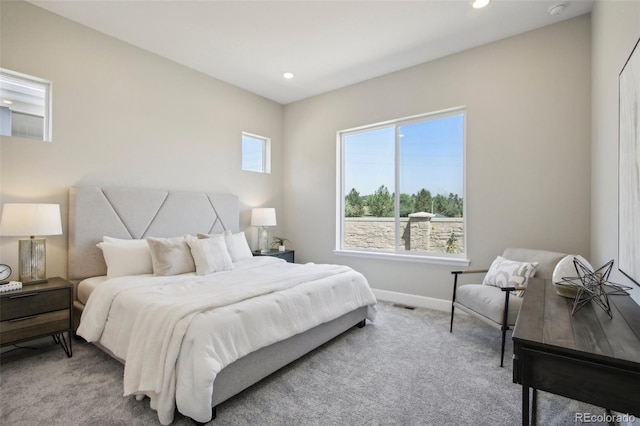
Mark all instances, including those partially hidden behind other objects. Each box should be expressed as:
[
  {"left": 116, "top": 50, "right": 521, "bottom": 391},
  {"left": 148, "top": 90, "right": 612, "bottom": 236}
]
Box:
[
  {"left": 242, "top": 134, "right": 265, "bottom": 173},
  {"left": 343, "top": 113, "right": 464, "bottom": 197}
]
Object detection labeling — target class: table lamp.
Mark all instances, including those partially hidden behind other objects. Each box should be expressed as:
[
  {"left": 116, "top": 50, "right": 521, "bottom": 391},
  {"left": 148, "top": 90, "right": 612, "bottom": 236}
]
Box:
[
  {"left": 0, "top": 203, "right": 62, "bottom": 284},
  {"left": 251, "top": 207, "right": 276, "bottom": 253}
]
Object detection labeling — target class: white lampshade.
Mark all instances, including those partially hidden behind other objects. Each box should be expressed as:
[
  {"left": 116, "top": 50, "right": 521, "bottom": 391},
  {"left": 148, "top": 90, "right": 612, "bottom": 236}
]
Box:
[
  {"left": 251, "top": 208, "right": 277, "bottom": 227},
  {"left": 0, "top": 203, "right": 62, "bottom": 236}
]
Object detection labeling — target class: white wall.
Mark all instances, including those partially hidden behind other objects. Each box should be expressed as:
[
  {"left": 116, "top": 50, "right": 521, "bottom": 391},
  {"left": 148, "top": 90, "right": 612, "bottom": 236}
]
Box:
[
  {"left": 284, "top": 15, "right": 592, "bottom": 304},
  {"left": 0, "top": 1, "right": 285, "bottom": 280},
  {"left": 0, "top": 2, "right": 599, "bottom": 307},
  {"left": 591, "top": 0, "right": 640, "bottom": 303}
]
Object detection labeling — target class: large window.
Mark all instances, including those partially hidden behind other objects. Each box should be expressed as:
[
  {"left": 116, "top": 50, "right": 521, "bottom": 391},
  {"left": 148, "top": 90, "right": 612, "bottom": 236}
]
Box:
[
  {"left": 337, "top": 107, "right": 466, "bottom": 261},
  {"left": 0, "top": 69, "right": 52, "bottom": 141},
  {"left": 241, "top": 132, "right": 271, "bottom": 173}
]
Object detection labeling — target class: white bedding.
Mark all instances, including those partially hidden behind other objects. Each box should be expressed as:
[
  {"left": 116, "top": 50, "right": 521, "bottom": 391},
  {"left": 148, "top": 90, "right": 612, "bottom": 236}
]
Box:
[
  {"left": 77, "top": 275, "right": 108, "bottom": 304},
  {"left": 77, "top": 257, "right": 376, "bottom": 424}
]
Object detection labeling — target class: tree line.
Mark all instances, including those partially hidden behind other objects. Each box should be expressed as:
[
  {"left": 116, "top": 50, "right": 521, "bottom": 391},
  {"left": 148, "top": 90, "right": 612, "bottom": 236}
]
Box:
[{"left": 345, "top": 185, "right": 463, "bottom": 218}]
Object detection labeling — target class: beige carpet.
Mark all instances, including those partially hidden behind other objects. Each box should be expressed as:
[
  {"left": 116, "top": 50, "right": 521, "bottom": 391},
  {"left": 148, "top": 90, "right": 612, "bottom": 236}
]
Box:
[{"left": 0, "top": 301, "right": 609, "bottom": 425}]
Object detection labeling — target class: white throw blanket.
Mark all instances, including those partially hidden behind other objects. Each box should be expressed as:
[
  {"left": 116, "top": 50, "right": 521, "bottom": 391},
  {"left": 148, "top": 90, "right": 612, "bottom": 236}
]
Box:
[{"left": 77, "top": 259, "right": 376, "bottom": 424}]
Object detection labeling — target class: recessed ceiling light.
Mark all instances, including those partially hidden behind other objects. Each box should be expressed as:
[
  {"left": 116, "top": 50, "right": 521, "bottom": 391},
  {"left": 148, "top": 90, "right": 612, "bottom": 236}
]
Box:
[
  {"left": 282, "top": 72, "right": 295, "bottom": 79},
  {"left": 471, "top": 0, "right": 490, "bottom": 9},
  {"left": 2, "top": 100, "right": 13, "bottom": 105},
  {"left": 548, "top": 3, "right": 567, "bottom": 16}
]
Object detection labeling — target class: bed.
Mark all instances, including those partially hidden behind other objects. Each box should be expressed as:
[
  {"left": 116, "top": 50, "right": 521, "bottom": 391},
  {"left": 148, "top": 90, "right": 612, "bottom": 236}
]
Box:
[{"left": 68, "top": 186, "right": 376, "bottom": 425}]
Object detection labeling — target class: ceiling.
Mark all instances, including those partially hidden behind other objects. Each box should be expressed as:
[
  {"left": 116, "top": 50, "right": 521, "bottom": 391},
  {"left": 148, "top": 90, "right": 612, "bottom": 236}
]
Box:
[{"left": 27, "top": 0, "right": 594, "bottom": 105}]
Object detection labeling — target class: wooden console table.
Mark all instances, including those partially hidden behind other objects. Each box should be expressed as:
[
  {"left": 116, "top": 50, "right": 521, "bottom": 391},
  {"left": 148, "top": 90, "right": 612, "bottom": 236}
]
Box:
[{"left": 512, "top": 278, "right": 640, "bottom": 425}]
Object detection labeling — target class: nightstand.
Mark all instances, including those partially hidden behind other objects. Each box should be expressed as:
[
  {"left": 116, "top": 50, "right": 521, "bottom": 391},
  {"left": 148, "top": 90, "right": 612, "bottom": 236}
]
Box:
[
  {"left": 252, "top": 249, "right": 295, "bottom": 263},
  {"left": 0, "top": 277, "right": 73, "bottom": 357}
]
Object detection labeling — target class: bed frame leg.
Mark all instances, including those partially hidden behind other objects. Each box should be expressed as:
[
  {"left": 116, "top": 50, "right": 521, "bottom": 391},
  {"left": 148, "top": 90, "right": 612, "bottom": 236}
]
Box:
[{"left": 357, "top": 319, "right": 366, "bottom": 328}]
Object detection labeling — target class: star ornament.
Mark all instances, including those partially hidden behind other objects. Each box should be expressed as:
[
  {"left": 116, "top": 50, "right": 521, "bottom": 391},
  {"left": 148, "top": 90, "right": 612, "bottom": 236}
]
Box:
[{"left": 560, "top": 258, "right": 632, "bottom": 318}]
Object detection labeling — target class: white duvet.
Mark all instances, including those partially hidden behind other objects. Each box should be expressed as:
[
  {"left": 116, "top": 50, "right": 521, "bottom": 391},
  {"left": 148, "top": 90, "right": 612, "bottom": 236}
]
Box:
[{"left": 77, "top": 257, "right": 376, "bottom": 424}]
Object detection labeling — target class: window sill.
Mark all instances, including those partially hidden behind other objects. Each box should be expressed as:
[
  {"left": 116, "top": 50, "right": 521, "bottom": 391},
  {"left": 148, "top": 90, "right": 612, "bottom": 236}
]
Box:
[{"left": 333, "top": 249, "right": 470, "bottom": 266}]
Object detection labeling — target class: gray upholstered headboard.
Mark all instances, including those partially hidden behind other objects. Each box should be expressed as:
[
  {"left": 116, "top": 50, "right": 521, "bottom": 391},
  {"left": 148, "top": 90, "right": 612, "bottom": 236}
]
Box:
[{"left": 68, "top": 186, "right": 239, "bottom": 282}]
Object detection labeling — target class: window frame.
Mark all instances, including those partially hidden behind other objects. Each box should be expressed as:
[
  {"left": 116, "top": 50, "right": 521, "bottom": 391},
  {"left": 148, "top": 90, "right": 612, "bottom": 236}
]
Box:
[
  {"left": 335, "top": 106, "right": 469, "bottom": 266},
  {"left": 0, "top": 68, "right": 52, "bottom": 142},
  {"left": 241, "top": 131, "right": 271, "bottom": 174}
]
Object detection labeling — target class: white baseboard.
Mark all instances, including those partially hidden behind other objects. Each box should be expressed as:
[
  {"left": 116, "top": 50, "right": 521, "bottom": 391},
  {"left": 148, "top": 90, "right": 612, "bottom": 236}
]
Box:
[{"left": 372, "top": 288, "right": 451, "bottom": 313}]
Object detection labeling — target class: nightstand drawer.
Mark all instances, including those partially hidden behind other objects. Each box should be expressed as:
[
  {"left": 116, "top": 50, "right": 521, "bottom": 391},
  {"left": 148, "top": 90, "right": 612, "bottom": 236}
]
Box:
[
  {"left": 0, "top": 309, "right": 70, "bottom": 345},
  {"left": 272, "top": 251, "right": 294, "bottom": 262},
  {"left": 0, "top": 288, "right": 70, "bottom": 321},
  {"left": 0, "top": 278, "right": 74, "bottom": 357},
  {"left": 252, "top": 249, "right": 295, "bottom": 263}
]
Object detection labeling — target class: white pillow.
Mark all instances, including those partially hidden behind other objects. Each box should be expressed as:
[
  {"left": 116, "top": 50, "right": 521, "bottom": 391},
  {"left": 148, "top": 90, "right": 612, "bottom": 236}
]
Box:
[
  {"left": 227, "top": 231, "right": 253, "bottom": 261},
  {"left": 103, "top": 236, "right": 137, "bottom": 244},
  {"left": 97, "top": 238, "right": 153, "bottom": 278},
  {"left": 198, "top": 231, "right": 253, "bottom": 262},
  {"left": 187, "top": 235, "right": 233, "bottom": 275},
  {"left": 221, "top": 231, "right": 238, "bottom": 261},
  {"left": 482, "top": 256, "right": 538, "bottom": 297},
  {"left": 146, "top": 236, "right": 196, "bottom": 276}
]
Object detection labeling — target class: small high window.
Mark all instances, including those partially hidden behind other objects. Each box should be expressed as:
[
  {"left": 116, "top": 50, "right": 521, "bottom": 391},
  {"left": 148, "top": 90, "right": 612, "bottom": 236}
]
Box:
[
  {"left": 242, "top": 132, "right": 271, "bottom": 173},
  {"left": 0, "top": 69, "right": 52, "bottom": 141}
]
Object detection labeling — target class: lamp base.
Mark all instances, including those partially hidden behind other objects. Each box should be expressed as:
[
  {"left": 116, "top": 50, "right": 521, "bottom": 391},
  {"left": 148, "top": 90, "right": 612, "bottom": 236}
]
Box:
[
  {"left": 18, "top": 238, "right": 48, "bottom": 284},
  {"left": 258, "top": 227, "right": 270, "bottom": 253}
]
